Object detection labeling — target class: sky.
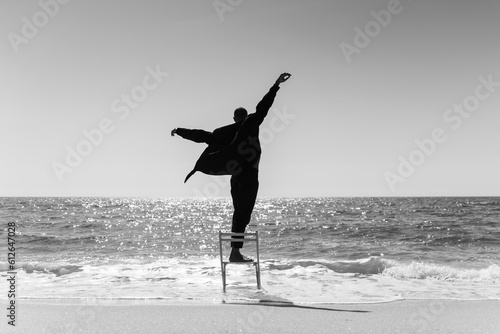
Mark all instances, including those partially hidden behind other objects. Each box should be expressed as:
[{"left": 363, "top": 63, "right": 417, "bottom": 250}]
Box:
[{"left": 1, "top": 0, "right": 499, "bottom": 198}]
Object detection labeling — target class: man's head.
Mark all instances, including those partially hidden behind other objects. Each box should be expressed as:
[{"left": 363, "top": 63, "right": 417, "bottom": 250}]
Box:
[{"left": 233, "top": 107, "right": 248, "bottom": 123}]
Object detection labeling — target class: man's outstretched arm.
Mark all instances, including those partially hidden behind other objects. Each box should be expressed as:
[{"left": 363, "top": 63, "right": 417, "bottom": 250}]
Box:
[
  {"left": 171, "top": 128, "right": 213, "bottom": 144},
  {"left": 254, "top": 73, "right": 291, "bottom": 125}
]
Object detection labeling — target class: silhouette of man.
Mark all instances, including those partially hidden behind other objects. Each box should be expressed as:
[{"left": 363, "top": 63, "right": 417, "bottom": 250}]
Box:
[{"left": 171, "top": 73, "right": 291, "bottom": 262}]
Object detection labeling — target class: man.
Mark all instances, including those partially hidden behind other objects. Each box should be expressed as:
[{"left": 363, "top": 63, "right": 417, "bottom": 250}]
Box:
[{"left": 171, "top": 72, "right": 291, "bottom": 262}]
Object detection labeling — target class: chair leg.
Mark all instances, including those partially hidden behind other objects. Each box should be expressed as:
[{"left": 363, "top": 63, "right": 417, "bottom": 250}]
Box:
[
  {"left": 253, "top": 262, "right": 261, "bottom": 289},
  {"left": 222, "top": 263, "right": 226, "bottom": 293}
]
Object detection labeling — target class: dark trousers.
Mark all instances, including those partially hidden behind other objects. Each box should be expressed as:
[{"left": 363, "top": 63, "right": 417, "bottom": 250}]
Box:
[{"left": 230, "top": 171, "right": 259, "bottom": 248}]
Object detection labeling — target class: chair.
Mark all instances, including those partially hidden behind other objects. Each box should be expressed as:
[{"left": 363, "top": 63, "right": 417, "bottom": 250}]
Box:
[{"left": 218, "top": 231, "right": 261, "bottom": 293}]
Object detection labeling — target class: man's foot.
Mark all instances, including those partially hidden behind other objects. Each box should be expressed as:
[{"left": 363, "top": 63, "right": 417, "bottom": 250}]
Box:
[
  {"left": 229, "top": 254, "right": 253, "bottom": 263},
  {"left": 229, "top": 249, "right": 253, "bottom": 262}
]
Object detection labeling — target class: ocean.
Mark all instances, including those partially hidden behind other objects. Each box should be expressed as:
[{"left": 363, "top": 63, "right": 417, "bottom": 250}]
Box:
[{"left": 1, "top": 197, "right": 499, "bottom": 304}]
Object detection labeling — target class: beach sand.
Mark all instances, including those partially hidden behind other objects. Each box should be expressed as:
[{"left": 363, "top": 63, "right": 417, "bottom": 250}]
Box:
[{"left": 2, "top": 299, "right": 499, "bottom": 333}]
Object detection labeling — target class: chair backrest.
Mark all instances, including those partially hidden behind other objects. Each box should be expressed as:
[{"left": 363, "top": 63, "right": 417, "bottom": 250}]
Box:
[{"left": 219, "top": 231, "right": 259, "bottom": 242}]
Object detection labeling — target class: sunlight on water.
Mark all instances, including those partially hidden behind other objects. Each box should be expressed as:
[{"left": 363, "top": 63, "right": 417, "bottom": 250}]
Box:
[{"left": 1, "top": 197, "right": 499, "bottom": 303}]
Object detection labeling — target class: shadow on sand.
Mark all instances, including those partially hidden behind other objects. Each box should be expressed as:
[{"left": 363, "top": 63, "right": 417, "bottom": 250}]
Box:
[{"left": 224, "top": 300, "right": 370, "bottom": 313}]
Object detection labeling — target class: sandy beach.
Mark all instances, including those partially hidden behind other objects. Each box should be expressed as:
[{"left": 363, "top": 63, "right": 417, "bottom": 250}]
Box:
[{"left": 2, "top": 299, "right": 499, "bottom": 333}]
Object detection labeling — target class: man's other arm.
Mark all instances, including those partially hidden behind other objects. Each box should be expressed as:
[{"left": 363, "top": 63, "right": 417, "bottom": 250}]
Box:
[{"left": 172, "top": 128, "right": 213, "bottom": 144}]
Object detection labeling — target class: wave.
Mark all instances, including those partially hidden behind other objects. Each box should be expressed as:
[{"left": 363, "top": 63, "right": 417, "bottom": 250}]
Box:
[
  {"left": 1, "top": 257, "right": 390, "bottom": 280},
  {"left": 384, "top": 262, "right": 500, "bottom": 282},
  {"left": 1, "top": 257, "right": 499, "bottom": 303},
  {"left": 266, "top": 257, "right": 500, "bottom": 282},
  {"left": 18, "top": 234, "right": 96, "bottom": 243},
  {"left": 2, "top": 256, "right": 499, "bottom": 283},
  {"left": 267, "top": 256, "right": 391, "bottom": 275},
  {"left": 0, "top": 262, "right": 83, "bottom": 276}
]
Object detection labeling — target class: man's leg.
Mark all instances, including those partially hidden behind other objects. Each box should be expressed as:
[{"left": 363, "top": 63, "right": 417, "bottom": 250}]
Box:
[
  {"left": 229, "top": 174, "right": 259, "bottom": 261},
  {"left": 230, "top": 175, "right": 239, "bottom": 230}
]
